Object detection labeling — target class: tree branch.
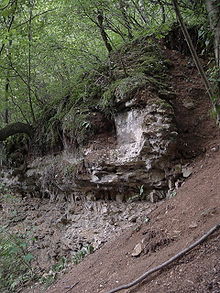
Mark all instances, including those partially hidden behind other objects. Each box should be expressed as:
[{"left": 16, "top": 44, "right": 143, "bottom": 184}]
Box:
[
  {"left": 13, "top": 8, "right": 57, "bottom": 29},
  {"left": 0, "top": 122, "right": 33, "bottom": 141}
]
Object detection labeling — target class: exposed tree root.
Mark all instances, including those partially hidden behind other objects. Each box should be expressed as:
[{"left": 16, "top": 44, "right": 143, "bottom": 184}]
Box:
[
  {"left": 0, "top": 122, "right": 33, "bottom": 141},
  {"left": 106, "top": 224, "right": 220, "bottom": 293}
]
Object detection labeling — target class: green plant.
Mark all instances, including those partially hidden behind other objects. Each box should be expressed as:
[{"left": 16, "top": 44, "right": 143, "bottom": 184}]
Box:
[
  {"left": 72, "top": 244, "right": 94, "bottom": 265},
  {"left": 0, "top": 182, "right": 8, "bottom": 193},
  {"left": 207, "top": 66, "right": 220, "bottom": 84},
  {"left": 39, "top": 245, "right": 94, "bottom": 287},
  {"left": 127, "top": 185, "right": 146, "bottom": 202},
  {"left": 0, "top": 227, "right": 36, "bottom": 292},
  {"left": 39, "top": 256, "right": 68, "bottom": 287}
]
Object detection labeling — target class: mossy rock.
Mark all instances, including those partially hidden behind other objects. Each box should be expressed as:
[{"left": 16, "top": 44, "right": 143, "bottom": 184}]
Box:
[{"left": 114, "top": 74, "right": 149, "bottom": 104}]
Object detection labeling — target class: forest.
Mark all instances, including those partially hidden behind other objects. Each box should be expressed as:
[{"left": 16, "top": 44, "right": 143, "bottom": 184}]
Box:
[
  {"left": 0, "top": 0, "right": 219, "bottom": 147},
  {"left": 0, "top": 1, "right": 220, "bottom": 293}
]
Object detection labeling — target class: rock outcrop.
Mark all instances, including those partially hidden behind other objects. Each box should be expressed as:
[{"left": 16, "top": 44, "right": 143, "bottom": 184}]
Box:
[
  {"left": 2, "top": 38, "right": 183, "bottom": 201},
  {"left": 19, "top": 92, "right": 178, "bottom": 201}
]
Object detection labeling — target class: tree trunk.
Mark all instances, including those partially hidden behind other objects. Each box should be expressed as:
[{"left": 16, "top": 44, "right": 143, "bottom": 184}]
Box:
[
  {"left": 206, "top": 0, "right": 220, "bottom": 67},
  {"left": 28, "top": 0, "right": 36, "bottom": 123},
  {"left": 205, "top": 0, "right": 220, "bottom": 122},
  {"left": 4, "top": 75, "right": 10, "bottom": 124},
  {"left": 118, "top": 0, "right": 133, "bottom": 39},
  {"left": 97, "top": 10, "right": 113, "bottom": 53},
  {"left": 172, "top": 0, "right": 220, "bottom": 124},
  {"left": 0, "top": 122, "right": 33, "bottom": 141},
  {"left": 172, "top": 0, "right": 213, "bottom": 99}
]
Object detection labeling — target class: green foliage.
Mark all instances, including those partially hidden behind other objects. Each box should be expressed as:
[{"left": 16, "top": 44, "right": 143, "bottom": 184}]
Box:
[
  {"left": 39, "top": 256, "right": 68, "bottom": 287},
  {"left": 72, "top": 244, "right": 94, "bottom": 265},
  {"left": 0, "top": 227, "right": 36, "bottom": 292},
  {"left": 39, "top": 245, "right": 94, "bottom": 287},
  {"left": 62, "top": 107, "right": 91, "bottom": 146},
  {"left": 207, "top": 66, "right": 220, "bottom": 85},
  {"left": 0, "top": 0, "right": 216, "bottom": 147},
  {"left": 139, "top": 185, "right": 144, "bottom": 197}
]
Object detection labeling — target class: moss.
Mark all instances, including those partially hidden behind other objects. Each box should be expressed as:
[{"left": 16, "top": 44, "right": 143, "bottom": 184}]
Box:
[
  {"left": 151, "top": 99, "right": 173, "bottom": 112},
  {"left": 115, "top": 74, "right": 148, "bottom": 100},
  {"left": 131, "top": 53, "right": 167, "bottom": 76},
  {"left": 62, "top": 107, "right": 91, "bottom": 144},
  {"left": 35, "top": 36, "right": 171, "bottom": 153}
]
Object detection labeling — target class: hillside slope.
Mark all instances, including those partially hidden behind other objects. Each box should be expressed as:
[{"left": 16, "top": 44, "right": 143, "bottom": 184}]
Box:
[
  {"left": 46, "top": 143, "right": 220, "bottom": 293},
  {"left": 1, "top": 37, "right": 219, "bottom": 293},
  {"left": 45, "top": 48, "right": 220, "bottom": 293}
]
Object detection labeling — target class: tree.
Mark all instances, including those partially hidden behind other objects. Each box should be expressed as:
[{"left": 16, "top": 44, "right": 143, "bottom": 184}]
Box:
[
  {"left": 206, "top": 0, "right": 220, "bottom": 68},
  {"left": 172, "top": 0, "right": 220, "bottom": 123},
  {"left": 205, "top": 0, "right": 220, "bottom": 111},
  {"left": 0, "top": 0, "right": 219, "bottom": 142},
  {"left": 0, "top": 122, "right": 32, "bottom": 141}
]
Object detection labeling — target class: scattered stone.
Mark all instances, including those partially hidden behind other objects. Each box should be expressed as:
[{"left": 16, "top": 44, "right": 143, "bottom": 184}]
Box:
[
  {"left": 210, "top": 146, "right": 219, "bottom": 152},
  {"left": 148, "top": 190, "right": 160, "bottom": 203},
  {"left": 182, "top": 100, "right": 195, "bottom": 110},
  {"left": 168, "top": 178, "right": 174, "bottom": 190},
  {"left": 56, "top": 214, "right": 72, "bottom": 225},
  {"left": 175, "top": 179, "right": 183, "bottom": 189},
  {"left": 6, "top": 92, "right": 178, "bottom": 202},
  {"left": 189, "top": 222, "right": 198, "bottom": 229},
  {"left": 131, "top": 243, "right": 143, "bottom": 257},
  {"left": 128, "top": 215, "right": 138, "bottom": 223},
  {"left": 166, "top": 190, "right": 177, "bottom": 199},
  {"left": 201, "top": 207, "right": 217, "bottom": 217},
  {"left": 144, "top": 217, "right": 150, "bottom": 223},
  {"left": 116, "top": 194, "right": 124, "bottom": 202},
  {"left": 182, "top": 166, "right": 193, "bottom": 178}
]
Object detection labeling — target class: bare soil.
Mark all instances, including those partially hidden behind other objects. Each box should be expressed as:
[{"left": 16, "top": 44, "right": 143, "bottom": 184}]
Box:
[{"left": 45, "top": 147, "right": 220, "bottom": 293}]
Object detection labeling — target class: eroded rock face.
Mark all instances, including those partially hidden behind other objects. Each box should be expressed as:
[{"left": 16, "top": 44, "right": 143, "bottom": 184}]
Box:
[
  {"left": 77, "top": 96, "right": 177, "bottom": 199},
  {"left": 19, "top": 92, "right": 178, "bottom": 201}
]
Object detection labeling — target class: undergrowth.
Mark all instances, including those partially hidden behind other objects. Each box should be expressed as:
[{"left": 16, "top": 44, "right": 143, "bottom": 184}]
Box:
[
  {"left": 0, "top": 226, "right": 37, "bottom": 293},
  {"left": 39, "top": 244, "right": 94, "bottom": 287},
  {"left": 0, "top": 186, "right": 94, "bottom": 291}
]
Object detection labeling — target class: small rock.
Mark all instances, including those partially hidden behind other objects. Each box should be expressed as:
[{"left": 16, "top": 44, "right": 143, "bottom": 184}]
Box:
[
  {"left": 56, "top": 214, "right": 71, "bottom": 225},
  {"left": 210, "top": 146, "right": 219, "bottom": 152},
  {"left": 168, "top": 178, "right": 174, "bottom": 190},
  {"left": 86, "top": 192, "right": 96, "bottom": 201},
  {"left": 148, "top": 190, "right": 159, "bottom": 203},
  {"left": 144, "top": 217, "right": 150, "bottom": 223},
  {"left": 175, "top": 179, "right": 183, "bottom": 189},
  {"left": 101, "top": 206, "right": 108, "bottom": 215},
  {"left": 128, "top": 215, "right": 138, "bottom": 223},
  {"left": 182, "top": 101, "right": 195, "bottom": 110},
  {"left": 131, "top": 243, "right": 142, "bottom": 257},
  {"left": 116, "top": 194, "right": 124, "bottom": 202},
  {"left": 189, "top": 222, "right": 198, "bottom": 229},
  {"left": 182, "top": 166, "right": 193, "bottom": 178},
  {"left": 166, "top": 190, "right": 177, "bottom": 199}
]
